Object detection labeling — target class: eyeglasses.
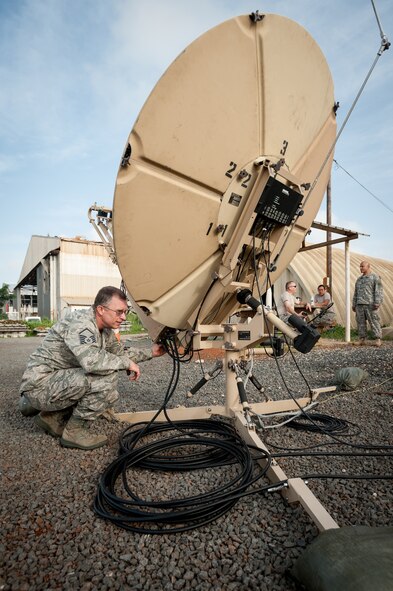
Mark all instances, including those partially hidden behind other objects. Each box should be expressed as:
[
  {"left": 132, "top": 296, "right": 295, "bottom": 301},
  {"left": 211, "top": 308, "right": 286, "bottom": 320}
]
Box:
[
  {"left": 289, "top": 284, "right": 297, "bottom": 288},
  {"left": 100, "top": 305, "right": 129, "bottom": 317}
]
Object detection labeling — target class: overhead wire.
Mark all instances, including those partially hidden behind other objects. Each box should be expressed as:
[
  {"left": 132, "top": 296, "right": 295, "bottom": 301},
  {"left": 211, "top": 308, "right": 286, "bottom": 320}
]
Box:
[
  {"left": 333, "top": 159, "right": 393, "bottom": 215},
  {"left": 270, "top": 0, "right": 390, "bottom": 268},
  {"left": 303, "top": 0, "right": 390, "bottom": 205}
]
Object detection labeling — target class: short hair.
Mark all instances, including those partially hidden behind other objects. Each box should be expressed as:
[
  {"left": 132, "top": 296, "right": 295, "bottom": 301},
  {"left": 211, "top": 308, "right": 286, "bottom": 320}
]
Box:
[
  {"left": 93, "top": 286, "right": 127, "bottom": 309},
  {"left": 317, "top": 284, "right": 326, "bottom": 290}
]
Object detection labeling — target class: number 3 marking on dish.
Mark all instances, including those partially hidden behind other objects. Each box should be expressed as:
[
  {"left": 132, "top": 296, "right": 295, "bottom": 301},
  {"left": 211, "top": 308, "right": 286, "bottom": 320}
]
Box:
[{"left": 280, "top": 140, "right": 288, "bottom": 156}]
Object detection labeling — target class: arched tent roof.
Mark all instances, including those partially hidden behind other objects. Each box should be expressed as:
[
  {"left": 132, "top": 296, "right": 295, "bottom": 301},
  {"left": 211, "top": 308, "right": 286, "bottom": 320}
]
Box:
[{"left": 274, "top": 247, "right": 392, "bottom": 328}]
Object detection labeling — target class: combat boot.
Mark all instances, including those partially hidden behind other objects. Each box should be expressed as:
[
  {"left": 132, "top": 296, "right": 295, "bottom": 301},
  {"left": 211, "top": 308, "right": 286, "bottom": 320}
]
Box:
[
  {"left": 60, "top": 416, "right": 108, "bottom": 450},
  {"left": 35, "top": 408, "right": 73, "bottom": 438},
  {"left": 19, "top": 393, "right": 39, "bottom": 417}
]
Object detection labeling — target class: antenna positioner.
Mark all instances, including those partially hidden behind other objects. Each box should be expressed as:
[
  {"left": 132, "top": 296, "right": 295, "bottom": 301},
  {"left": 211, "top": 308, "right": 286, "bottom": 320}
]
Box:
[
  {"left": 236, "top": 289, "right": 262, "bottom": 314},
  {"left": 249, "top": 11, "right": 264, "bottom": 23}
]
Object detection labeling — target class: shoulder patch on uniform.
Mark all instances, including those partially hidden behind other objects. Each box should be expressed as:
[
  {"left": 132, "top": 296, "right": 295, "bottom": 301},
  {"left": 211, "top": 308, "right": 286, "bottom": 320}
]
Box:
[{"left": 79, "top": 328, "right": 96, "bottom": 345}]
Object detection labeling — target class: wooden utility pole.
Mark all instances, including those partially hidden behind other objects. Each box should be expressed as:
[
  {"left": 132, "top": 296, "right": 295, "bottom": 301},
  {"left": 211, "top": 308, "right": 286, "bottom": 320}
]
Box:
[{"left": 326, "top": 177, "right": 332, "bottom": 295}]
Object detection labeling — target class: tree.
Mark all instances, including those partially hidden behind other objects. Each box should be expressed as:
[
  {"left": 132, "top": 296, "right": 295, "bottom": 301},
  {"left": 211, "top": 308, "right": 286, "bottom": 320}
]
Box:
[
  {"left": 0, "top": 283, "right": 10, "bottom": 307},
  {"left": 0, "top": 283, "right": 11, "bottom": 319}
]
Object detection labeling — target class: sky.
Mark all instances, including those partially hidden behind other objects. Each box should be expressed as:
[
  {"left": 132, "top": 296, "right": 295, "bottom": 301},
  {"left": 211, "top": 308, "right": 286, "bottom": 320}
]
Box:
[{"left": 1, "top": 0, "right": 392, "bottom": 286}]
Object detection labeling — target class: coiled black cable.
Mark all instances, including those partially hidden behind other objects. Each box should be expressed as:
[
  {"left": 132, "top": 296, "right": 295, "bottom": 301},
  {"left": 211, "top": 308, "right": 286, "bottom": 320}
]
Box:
[
  {"left": 285, "top": 411, "right": 360, "bottom": 436},
  {"left": 94, "top": 419, "right": 274, "bottom": 534}
]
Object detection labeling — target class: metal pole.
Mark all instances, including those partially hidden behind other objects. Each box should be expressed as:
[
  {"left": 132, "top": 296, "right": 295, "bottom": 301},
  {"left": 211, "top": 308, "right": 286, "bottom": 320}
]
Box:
[
  {"left": 49, "top": 255, "right": 58, "bottom": 321},
  {"left": 345, "top": 241, "right": 351, "bottom": 342},
  {"left": 326, "top": 178, "right": 332, "bottom": 295},
  {"left": 266, "top": 287, "right": 272, "bottom": 308},
  {"left": 225, "top": 351, "right": 241, "bottom": 415}
]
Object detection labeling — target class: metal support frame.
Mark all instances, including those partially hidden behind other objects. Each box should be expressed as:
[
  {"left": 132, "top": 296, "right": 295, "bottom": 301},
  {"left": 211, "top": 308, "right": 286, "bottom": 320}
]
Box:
[
  {"left": 88, "top": 204, "right": 117, "bottom": 264},
  {"left": 118, "top": 316, "right": 339, "bottom": 532}
]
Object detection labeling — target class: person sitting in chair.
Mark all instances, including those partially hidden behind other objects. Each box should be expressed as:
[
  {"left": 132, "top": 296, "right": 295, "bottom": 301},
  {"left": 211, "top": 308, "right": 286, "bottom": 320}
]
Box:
[
  {"left": 311, "top": 285, "right": 336, "bottom": 327},
  {"left": 276, "top": 281, "right": 311, "bottom": 324}
]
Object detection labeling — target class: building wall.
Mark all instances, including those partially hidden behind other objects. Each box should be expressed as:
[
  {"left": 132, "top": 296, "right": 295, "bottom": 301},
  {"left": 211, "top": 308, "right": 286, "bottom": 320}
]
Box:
[
  {"left": 60, "top": 252, "right": 120, "bottom": 298},
  {"left": 15, "top": 237, "right": 122, "bottom": 321},
  {"left": 57, "top": 240, "right": 121, "bottom": 318}
]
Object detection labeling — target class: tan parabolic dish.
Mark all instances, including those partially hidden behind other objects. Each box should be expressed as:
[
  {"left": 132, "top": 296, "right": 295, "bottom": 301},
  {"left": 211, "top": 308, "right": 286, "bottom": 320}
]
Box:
[{"left": 113, "top": 13, "right": 336, "bottom": 337}]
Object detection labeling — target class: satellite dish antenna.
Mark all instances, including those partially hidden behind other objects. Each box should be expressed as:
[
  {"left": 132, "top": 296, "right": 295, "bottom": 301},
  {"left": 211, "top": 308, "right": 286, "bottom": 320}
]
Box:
[
  {"left": 96, "top": 12, "right": 343, "bottom": 533},
  {"left": 113, "top": 12, "right": 336, "bottom": 340}
]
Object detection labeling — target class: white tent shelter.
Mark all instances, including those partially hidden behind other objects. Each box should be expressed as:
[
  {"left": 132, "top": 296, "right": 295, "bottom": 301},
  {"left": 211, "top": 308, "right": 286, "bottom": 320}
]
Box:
[{"left": 274, "top": 247, "right": 392, "bottom": 330}]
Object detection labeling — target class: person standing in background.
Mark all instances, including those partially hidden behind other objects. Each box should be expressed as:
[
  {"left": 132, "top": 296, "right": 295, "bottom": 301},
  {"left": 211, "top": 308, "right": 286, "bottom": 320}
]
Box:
[{"left": 352, "top": 261, "right": 383, "bottom": 346}]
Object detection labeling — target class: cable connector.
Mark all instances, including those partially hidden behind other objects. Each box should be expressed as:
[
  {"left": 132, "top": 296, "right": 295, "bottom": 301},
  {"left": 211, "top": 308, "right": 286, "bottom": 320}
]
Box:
[
  {"left": 266, "top": 481, "right": 288, "bottom": 493},
  {"left": 244, "top": 409, "right": 255, "bottom": 430},
  {"left": 187, "top": 360, "right": 223, "bottom": 397},
  {"left": 380, "top": 35, "right": 391, "bottom": 53}
]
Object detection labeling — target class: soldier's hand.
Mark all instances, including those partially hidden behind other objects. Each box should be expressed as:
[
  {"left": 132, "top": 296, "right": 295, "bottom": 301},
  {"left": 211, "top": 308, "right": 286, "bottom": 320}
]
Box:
[
  {"left": 151, "top": 343, "right": 166, "bottom": 357},
  {"left": 127, "top": 361, "right": 140, "bottom": 381}
]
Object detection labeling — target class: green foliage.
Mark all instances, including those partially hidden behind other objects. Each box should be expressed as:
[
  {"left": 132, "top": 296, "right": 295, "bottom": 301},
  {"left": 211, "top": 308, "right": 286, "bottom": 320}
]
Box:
[
  {"left": 35, "top": 317, "right": 52, "bottom": 327},
  {"left": 323, "top": 325, "right": 387, "bottom": 341},
  {"left": 0, "top": 283, "right": 10, "bottom": 306},
  {"left": 321, "top": 324, "right": 364, "bottom": 340},
  {"left": 23, "top": 314, "right": 145, "bottom": 337},
  {"left": 25, "top": 317, "right": 53, "bottom": 336},
  {"left": 126, "top": 312, "right": 147, "bottom": 335}
]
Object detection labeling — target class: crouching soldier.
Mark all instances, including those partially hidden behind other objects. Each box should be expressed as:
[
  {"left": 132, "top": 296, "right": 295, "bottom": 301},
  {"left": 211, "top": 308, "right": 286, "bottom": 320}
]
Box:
[{"left": 19, "top": 286, "right": 165, "bottom": 450}]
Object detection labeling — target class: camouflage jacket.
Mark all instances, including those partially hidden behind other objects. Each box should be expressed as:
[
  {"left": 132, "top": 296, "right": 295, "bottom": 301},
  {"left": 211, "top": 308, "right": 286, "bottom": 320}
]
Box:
[
  {"left": 352, "top": 272, "right": 384, "bottom": 307},
  {"left": 19, "top": 308, "right": 152, "bottom": 392}
]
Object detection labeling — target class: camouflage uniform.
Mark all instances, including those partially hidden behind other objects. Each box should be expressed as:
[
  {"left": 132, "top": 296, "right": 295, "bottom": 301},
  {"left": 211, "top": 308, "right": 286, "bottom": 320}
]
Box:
[
  {"left": 352, "top": 272, "right": 383, "bottom": 339},
  {"left": 19, "top": 308, "right": 153, "bottom": 420},
  {"left": 312, "top": 292, "right": 336, "bottom": 326}
]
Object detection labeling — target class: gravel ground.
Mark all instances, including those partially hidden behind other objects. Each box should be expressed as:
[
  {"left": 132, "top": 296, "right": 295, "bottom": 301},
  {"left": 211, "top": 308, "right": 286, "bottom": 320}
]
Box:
[{"left": 1, "top": 336, "right": 392, "bottom": 590}]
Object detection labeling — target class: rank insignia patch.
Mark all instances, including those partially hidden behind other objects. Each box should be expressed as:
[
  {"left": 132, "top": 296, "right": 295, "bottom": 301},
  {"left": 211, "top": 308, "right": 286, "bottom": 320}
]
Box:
[{"left": 79, "top": 328, "right": 96, "bottom": 344}]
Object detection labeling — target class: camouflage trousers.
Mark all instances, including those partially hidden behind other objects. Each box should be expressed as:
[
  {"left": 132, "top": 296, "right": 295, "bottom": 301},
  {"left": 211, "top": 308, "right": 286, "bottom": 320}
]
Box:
[
  {"left": 23, "top": 369, "right": 120, "bottom": 420},
  {"left": 355, "top": 304, "right": 382, "bottom": 339}
]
